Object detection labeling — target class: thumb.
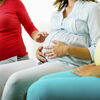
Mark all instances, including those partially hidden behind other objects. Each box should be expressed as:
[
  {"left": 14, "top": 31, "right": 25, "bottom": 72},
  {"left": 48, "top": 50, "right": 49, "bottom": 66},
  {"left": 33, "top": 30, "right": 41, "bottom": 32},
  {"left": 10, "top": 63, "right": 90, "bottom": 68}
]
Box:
[
  {"left": 38, "top": 46, "right": 43, "bottom": 51},
  {"left": 37, "top": 34, "right": 40, "bottom": 38},
  {"left": 52, "top": 40, "right": 59, "bottom": 45}
]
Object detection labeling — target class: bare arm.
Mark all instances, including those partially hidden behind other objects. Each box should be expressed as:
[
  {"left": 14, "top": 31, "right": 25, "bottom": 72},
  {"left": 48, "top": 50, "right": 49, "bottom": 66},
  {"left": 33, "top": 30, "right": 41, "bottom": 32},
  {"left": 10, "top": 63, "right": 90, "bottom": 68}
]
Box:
[
  {"left": 45, "top": 40, "right": 91, "bottom": 60},
  {"left": 67, "top": 45, "right": 91, "bottom": 60}
]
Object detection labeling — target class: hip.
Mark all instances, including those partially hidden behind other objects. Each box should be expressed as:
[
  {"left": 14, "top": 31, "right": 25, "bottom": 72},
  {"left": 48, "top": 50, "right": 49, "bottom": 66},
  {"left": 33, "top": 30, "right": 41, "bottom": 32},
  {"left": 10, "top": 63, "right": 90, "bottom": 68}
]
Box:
[{"left": 0, "top": 54, "right": 29, "bottom": 65}]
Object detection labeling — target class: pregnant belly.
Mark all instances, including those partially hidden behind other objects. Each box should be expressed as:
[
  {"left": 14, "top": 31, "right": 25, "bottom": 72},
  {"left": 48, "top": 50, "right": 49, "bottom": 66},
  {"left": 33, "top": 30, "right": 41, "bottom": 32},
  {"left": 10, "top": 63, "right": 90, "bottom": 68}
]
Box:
[{"left": 42, "top": 32, "right": 89, "bottom": 60}]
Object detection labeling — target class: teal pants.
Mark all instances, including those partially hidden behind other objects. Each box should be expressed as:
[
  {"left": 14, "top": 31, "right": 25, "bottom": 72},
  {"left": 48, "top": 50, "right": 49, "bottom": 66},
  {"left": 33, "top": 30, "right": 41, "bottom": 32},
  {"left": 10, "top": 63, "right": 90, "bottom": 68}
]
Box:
[{"left": 27, "top": 71, "right": 100, "bottom": 100}]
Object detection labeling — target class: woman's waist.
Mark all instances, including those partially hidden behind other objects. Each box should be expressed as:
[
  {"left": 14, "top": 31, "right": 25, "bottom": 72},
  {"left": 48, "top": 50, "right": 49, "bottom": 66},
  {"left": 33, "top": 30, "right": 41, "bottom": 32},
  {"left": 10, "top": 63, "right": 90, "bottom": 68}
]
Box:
[
  {"left": 0, "top": 46, "right": 27, "bottom": 61},
  {"left": 0, "top": 38, "right": 27, "bottom": 58},
  {"left": 0, "top": 36, "right": 19, "bottom": 50},
  {"left": 47, "top": 56, "right": 92, "bottom": 67}
]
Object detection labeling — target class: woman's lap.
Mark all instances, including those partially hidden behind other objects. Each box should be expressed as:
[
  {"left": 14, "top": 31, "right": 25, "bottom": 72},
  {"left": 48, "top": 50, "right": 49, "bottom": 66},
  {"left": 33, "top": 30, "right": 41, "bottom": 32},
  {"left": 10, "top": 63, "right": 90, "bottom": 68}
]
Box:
[
  {"left": 0, "top": 55, "right": 29, "bottom": 65},
  {"left": 1, "top": 61, "right": 70, "bottom": 100},
  {"left": 27, "top": 72, "right": 100, "bottom": 100},
  {"left": 0, "top": 59, "right": 37, "bottom": 99}
]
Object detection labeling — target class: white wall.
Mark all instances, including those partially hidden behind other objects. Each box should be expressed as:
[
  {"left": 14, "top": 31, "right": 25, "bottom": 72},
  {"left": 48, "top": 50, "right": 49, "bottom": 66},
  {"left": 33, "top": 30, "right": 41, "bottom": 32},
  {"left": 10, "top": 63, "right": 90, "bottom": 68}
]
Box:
[
  {"left": 21, "top": 0, "right": 55, "bottom": 58},
  {"left": 97, "top": 0, "right": 100, "bottom": 2}
]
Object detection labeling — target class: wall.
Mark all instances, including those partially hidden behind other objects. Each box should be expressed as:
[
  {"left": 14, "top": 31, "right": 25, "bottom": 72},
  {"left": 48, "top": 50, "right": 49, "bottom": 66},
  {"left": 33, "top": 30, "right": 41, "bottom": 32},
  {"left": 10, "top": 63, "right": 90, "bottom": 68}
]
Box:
[{"left": 21, "top": 0, "right": 55, "bottom": 58}]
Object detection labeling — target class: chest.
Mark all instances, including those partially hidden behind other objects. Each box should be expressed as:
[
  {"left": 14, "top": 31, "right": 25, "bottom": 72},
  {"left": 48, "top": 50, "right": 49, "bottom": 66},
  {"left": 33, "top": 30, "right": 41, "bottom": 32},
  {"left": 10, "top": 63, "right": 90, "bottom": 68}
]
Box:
[
  {"left": 0, "top": 7, "right": 20, "bottom": 29},
  {"left": 51, "top": 11, "right": 89, "bottom": 35},
  {"left": 63, "top": 7, "right": 73, "bottom": 18}
]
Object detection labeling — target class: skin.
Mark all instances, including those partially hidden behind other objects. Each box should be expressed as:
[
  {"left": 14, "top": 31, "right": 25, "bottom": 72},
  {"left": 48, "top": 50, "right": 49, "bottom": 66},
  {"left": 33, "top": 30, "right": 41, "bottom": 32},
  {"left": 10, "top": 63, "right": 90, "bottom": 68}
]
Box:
[
  {"left": 31, "top": 30, "right": 48, "bottom": 43},
  {"left": 44, "top": 40, "right": 69, "bottom": 59},
  {"left": 72, "top": 63, "right": 100, "bottom": 77},
  {"left": 36, "top": 46, "right": 48, "bottom": 62}
]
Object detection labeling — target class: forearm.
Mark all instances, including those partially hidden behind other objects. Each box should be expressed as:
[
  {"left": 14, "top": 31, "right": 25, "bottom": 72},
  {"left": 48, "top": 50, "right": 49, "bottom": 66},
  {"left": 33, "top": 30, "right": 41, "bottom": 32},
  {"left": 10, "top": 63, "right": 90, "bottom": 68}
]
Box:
[
  {"left": 67, "top": 45, "right": 91, "bottom": 60},
  {"left": 31, "top": 30, "right": 39, "bottom": 40}
]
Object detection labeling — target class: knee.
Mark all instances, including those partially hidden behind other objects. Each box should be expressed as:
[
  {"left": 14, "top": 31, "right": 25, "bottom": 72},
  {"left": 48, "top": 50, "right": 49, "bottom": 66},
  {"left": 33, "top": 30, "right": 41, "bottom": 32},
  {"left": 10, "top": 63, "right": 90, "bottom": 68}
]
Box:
[
  {"left": 39, "top": 74, "right": 51, "bottom": 80},
  {"left": 27, "top": 80, "right": 49, "bottom": 100},
  {"left": 5, "top": 72, "right": 23, "bottom": 90},
  {"left": 2, "top": 72, "right": 27, "bottom": 100}
]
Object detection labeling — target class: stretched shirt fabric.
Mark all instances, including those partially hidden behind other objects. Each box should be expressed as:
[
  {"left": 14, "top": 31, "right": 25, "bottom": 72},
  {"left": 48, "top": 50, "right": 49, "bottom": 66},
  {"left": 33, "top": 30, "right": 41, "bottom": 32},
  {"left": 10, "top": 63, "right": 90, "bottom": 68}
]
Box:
[
  {"left": 43, "top": 1, "right": 100, "bottom": 67},
  {"left": 0, "top": 0, "right": 37, "bottom": 61}
]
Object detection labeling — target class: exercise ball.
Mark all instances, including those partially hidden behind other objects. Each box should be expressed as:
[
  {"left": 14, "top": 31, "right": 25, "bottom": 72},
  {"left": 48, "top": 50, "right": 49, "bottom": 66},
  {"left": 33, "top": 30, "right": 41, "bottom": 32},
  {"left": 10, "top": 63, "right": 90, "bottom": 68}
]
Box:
[{"left": 94, "top": 39, "right": 100, "bottom": 65}]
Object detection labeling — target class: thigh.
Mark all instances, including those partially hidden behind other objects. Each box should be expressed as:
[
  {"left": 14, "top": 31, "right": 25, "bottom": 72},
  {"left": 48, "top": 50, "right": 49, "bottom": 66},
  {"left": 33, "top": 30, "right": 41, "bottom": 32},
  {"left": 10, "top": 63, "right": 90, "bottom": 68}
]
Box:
[
  {"left": 27, "top": 75, "right": 100, "bottom": 100},
  {"left": 40, "top": 71, "right": 80, "bottom": 80},
  {"left": 8, "top": 61, "right": 71, "bottom": 81},
  {"left": 0, "top": 56, "right": 17, "bottom": 65},
  {"left": 17, "top": 54, "right": 29, "bottom": 61},
  {"left": 7, "top": 61, "right": 71, "bottom": 84},
  {"left": 0, "top": 59, "right": 37, "bottom": 97},
  {"left": 1, "top": 61, "right": 70, "bottom": 100},
  {"left": 3, "top": 61, "right": 69, "bottom": 88}
]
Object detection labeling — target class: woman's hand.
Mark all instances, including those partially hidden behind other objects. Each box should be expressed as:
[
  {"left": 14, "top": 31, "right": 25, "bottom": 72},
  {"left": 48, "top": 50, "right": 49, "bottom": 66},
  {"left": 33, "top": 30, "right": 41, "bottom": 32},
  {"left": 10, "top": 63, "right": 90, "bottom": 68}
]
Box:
[
  {"left": 32, "top": 31, "right": 48, "bottom": 43},
  {"left": 72, "top": 63, "right": 100, "bottom": 77},
  {"left": 36, "top": 46, "right": 47, "bottom": 63},
  {"left": 44, "top": 40, "right": 69, "bottom": 59}
]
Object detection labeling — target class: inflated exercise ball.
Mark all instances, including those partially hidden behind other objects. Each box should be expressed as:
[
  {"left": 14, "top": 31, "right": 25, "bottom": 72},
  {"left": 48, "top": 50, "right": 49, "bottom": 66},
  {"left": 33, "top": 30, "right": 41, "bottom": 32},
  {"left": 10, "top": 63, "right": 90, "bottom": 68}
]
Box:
[{"left": 94, "top": 39, "right": 100, "bottom": 65}]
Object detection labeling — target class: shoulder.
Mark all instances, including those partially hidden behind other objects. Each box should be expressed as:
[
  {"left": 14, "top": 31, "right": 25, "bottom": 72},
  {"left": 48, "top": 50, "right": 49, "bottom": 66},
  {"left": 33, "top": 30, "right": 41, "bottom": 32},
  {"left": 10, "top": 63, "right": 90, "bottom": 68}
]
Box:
[
  {"left": 78, "top": 1, "right": 99, "bottom": 9},
  {"left": 12, "top": 0, "right": 25, "bottom": 9},
  {"left": 88, "top": 2, "right": 100, "bottom": 16},
  {"left": 9, "top": 0, "right": 21, "bottom": 3},
  {"left": 78, "top": 1, "right": 100, "bottom": 16},
  {"left": 12, "top": 0, "right": 23, "bottom": 5},
  {"left": 6, "top": 0, "right": 22, "bottom": 8},
  {"left": 84, "top": 1, "right": 100, "bottom": 12},
  {"left": 52, "top": 10, "right": 60, "bottom": 15},
  {"left": 51, "top": 10, "right": 62, "bottom": 18}
]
